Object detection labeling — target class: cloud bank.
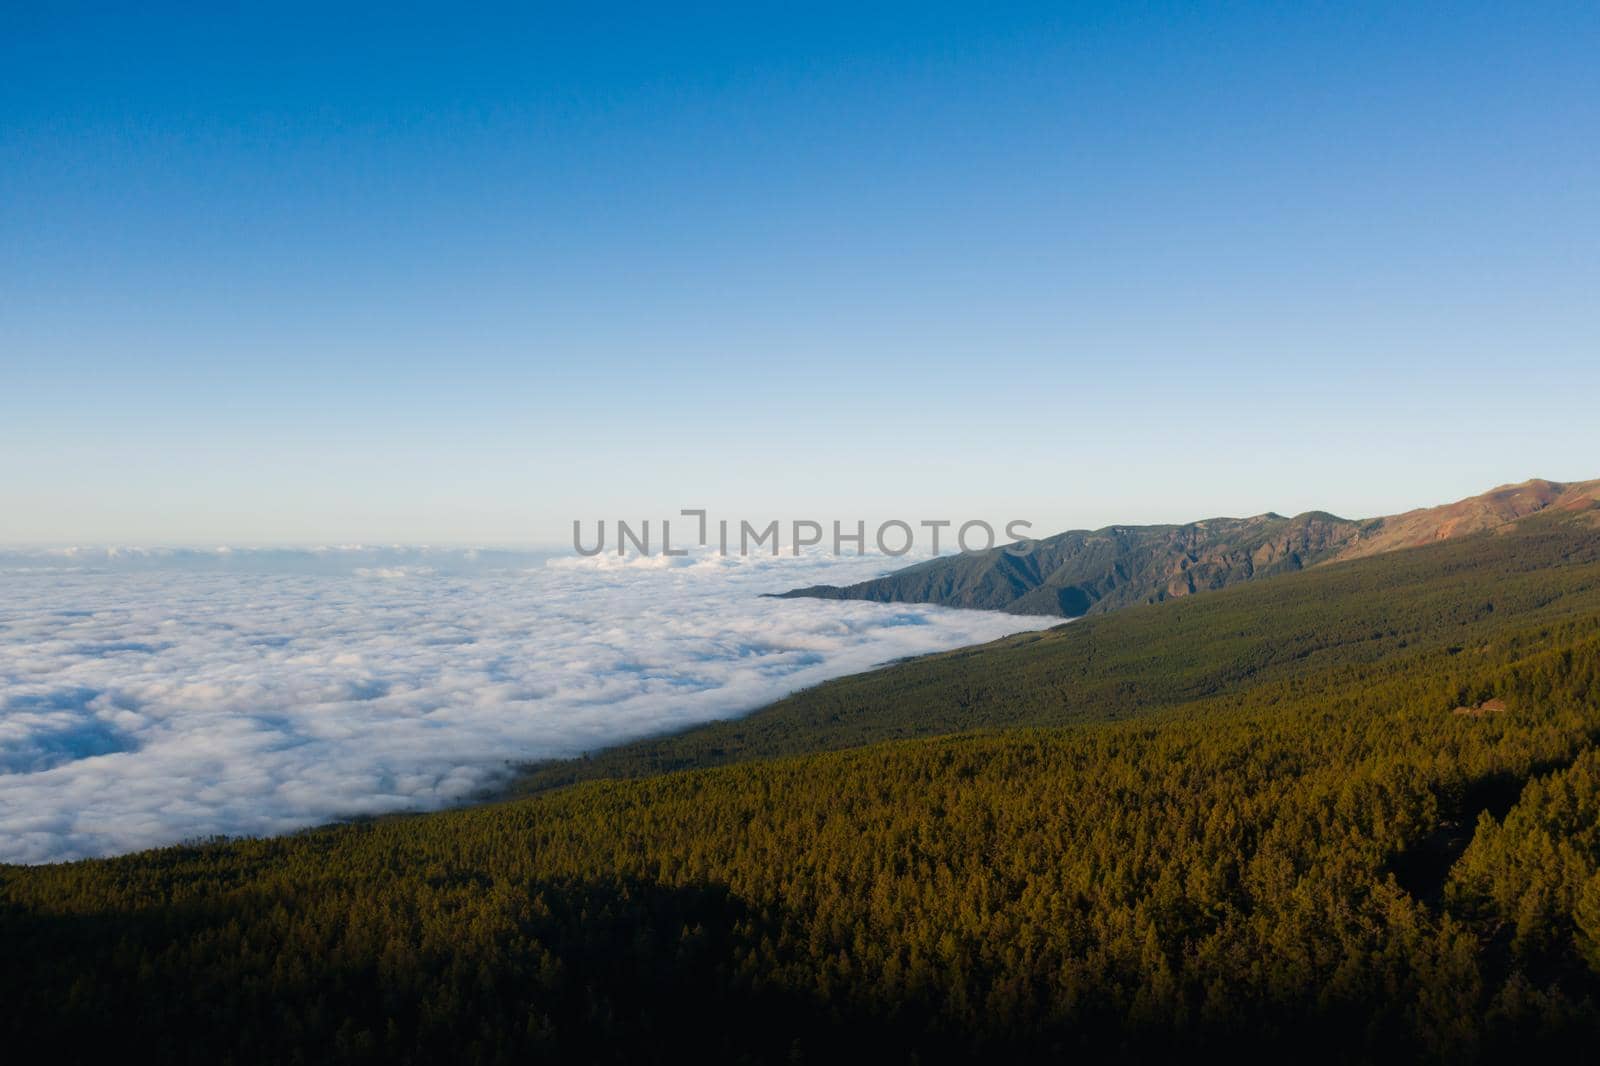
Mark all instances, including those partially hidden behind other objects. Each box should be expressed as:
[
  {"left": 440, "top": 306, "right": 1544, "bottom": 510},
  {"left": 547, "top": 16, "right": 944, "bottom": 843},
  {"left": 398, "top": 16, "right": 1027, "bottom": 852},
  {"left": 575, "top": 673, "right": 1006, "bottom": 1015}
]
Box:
[{"left": 0, "top": 548, "right": 1051, "bottom": 863}]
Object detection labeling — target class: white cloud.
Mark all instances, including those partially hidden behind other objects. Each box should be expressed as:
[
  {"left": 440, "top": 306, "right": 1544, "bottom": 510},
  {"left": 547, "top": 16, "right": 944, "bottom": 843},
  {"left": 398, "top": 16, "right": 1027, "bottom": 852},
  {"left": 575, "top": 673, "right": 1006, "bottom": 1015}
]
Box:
[{"left": 0, "top": 547, "right": 1050, "bottom": 863}]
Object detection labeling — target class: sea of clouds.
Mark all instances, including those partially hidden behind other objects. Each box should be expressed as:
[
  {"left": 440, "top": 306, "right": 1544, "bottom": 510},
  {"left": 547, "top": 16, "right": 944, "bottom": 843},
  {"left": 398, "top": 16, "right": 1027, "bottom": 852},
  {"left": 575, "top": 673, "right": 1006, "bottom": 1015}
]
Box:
[{"left": 0, "top": 546, "right": 1052, "bottom": 864}]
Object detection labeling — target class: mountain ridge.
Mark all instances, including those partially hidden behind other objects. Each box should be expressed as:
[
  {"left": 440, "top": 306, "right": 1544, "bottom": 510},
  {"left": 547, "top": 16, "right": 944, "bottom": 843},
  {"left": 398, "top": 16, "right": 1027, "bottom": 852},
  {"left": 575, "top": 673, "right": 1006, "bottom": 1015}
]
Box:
[{"left": 776, "top": 477, "right": 1600, "bottom": 617}]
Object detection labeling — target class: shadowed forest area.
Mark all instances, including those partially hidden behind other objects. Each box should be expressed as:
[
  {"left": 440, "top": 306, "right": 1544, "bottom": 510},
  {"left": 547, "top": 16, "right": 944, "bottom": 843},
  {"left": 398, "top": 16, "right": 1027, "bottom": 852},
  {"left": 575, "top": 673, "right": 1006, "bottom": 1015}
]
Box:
[{"left": 7, "top": 518, "right": 1600, "bottom": 1062}]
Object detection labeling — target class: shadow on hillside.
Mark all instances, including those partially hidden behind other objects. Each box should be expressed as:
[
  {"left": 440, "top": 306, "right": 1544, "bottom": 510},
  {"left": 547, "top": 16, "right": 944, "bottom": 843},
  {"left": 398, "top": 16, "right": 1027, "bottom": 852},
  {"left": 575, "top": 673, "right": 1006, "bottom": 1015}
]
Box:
[
  {"left": 0, "top": 868, "right": 1460, "bottom": 1066},
  {"left": 11, "top": 862, "right": 1591, "bottom": 1064},
  {"left": 2, "top": 875, "right": 992, "bottom": 1064},
  {"left": 1388, "top": 759, "right": 1579, "bottom": 906}
]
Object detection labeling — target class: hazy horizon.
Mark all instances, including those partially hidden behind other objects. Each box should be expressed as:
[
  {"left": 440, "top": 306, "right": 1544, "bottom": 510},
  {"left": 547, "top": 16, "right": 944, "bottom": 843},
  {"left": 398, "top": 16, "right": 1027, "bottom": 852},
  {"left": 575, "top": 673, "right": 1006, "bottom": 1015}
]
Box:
[{"left": 5, "top": 470, "right": 1600, "bottom": 549}]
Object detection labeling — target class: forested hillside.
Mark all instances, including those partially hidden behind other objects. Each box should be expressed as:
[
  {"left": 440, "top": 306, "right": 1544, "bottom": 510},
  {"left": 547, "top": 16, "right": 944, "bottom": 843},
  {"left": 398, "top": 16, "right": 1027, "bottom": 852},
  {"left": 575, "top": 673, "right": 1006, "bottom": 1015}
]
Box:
[
  {"left": 778, "top": 508, "right": 1365, "bottom": 615},
  {"left": 779, "top": 477, "right": 1600, "bottom": 617},
  {"left": 522, "top": 513, "right": 1600, "bottom": 791},
  {"left": 6, "top": 518, "right": 1600, "bottom": 1062}
]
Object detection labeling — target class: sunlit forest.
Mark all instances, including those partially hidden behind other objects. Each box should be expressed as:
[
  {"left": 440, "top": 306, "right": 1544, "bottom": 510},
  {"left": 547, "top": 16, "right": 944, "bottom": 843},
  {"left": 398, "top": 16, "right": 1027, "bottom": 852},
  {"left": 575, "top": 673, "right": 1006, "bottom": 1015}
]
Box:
[{"left": 6, "top": 517, "right": 1600, "bottom": 1062}]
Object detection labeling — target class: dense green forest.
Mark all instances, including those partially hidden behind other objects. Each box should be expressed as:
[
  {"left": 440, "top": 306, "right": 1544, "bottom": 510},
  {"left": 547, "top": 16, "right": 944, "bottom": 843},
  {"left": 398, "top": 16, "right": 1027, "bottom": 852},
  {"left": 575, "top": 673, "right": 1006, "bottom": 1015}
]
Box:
[{"left": 6, "top": 517, "right": 1600, "bottom": 1062}]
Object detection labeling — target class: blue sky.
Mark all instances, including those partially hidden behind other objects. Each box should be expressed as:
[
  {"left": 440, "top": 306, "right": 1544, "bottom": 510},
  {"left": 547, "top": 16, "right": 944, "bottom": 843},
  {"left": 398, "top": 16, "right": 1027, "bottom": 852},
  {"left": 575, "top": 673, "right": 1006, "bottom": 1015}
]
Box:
[{"left": 3, "top": 2, "right": 1597, "bottom": 544}]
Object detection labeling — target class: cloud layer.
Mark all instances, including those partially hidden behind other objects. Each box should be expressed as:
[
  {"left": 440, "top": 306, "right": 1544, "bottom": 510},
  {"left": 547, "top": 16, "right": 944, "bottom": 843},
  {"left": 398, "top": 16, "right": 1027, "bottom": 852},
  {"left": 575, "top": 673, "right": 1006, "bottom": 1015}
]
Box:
[{"left": 0, "top": 548, "right": 1050, "bottom": 863}]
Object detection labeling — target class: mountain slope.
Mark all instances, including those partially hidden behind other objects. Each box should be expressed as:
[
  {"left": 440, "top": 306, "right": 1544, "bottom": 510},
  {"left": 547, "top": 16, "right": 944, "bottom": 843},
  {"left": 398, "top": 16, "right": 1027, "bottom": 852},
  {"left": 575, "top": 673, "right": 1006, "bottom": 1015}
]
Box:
[
  {"left": 779, "top": 509, "right": 1368, "bottom": 616},
  {"left": 777, "top": 477, "right": 1600, "bottom": 616},
  {"left": 520, "top": 511, "right": 1600, "bottom": 792},
  {"left": 1338, "top": 476, "right": 1600, "bottom": 559}
]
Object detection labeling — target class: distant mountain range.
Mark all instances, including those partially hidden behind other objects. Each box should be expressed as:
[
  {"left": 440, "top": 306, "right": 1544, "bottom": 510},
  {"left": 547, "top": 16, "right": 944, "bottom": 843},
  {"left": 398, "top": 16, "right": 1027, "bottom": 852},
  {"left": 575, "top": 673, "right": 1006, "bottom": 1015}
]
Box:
[{"left": 776, "top": 478, "right": 1600, "bottom": 617}]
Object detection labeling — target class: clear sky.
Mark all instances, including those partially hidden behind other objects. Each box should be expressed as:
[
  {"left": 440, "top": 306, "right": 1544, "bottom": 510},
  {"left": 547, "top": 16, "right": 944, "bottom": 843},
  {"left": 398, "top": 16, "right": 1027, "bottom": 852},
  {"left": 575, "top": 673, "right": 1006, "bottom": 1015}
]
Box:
[{"left": 3, "top": 2, "right": 1597, "bottom": 545}]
